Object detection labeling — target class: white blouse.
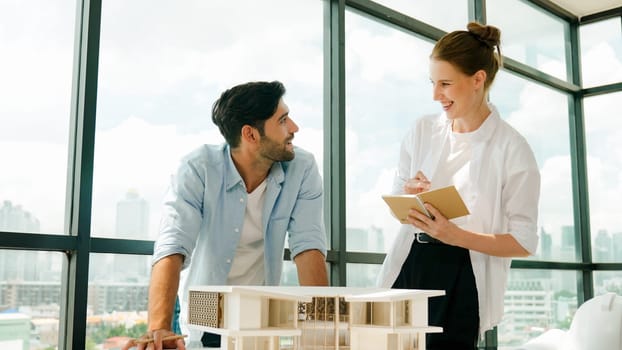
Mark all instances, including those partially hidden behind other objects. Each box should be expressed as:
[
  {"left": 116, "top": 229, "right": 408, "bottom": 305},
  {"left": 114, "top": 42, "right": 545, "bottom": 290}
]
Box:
[{"left": 378, "top": 104, "right": 541, "bottom": 334}]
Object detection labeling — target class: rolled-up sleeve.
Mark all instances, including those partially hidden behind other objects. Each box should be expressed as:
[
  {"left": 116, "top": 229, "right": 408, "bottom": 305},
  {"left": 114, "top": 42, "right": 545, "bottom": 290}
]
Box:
[
  {"left": 152, "top": 157, "right": 205, "bottom": 269},
  {"left": 503, "top": 139, "right": 541, "bottom": 254},
  {"left": 287, "top": 156, "right": 327, "bottom": 259}
]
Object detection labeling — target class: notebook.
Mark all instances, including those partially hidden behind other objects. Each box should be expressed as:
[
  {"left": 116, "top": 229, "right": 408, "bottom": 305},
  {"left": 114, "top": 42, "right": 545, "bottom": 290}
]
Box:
[{"left": 381, "top": 185, "right": 470, "bottom": 224}]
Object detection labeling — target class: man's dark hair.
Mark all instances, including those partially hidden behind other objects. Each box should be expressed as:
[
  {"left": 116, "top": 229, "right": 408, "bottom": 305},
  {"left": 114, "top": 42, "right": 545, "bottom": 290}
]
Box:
[{"left": 212, "top": 81, "right": 286, "bottom": 147}]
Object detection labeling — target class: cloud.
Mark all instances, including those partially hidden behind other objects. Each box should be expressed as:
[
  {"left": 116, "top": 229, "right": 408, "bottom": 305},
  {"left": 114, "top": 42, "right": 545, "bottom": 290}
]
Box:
[
  {"left": 90, "top": 117, "right": 219, "bottom": 236},
  {"left": 0, "top": 2, "right": 74, "bottom": 144},
  {"left": 538, "top": 155, "right": 575, "bottom": 238},
  {"left": 582, "top": 43, "right": 622, "bottom": 86},
  {"left": 346, "top": 165, "right": 402, "bottom": 249},
  {"left": 584, "top": 92, "right": 622, "bottom": 132},
  {"left": 0, "top": 141, "right": 68, "bottom": 232},
  {"left": 97, "top": 0, "right": 323, "bottom": 97},
  {"left": 291, "top": 127, "right": 324, "bottom": 174},
  {"left": 90, "top": 117, "right": 326, "bottom": 238},
  {"left": 537, "top": 149, "right": 622, "bottom": 243},
  {"left": 346, "top": 13, "right": 433, "bottom": 84},
  {"left": 580, "top": 19, "right": 622, "bottom": 87},
  {"left": 504, "top": 82, "right": 567, "bottom": 139}
]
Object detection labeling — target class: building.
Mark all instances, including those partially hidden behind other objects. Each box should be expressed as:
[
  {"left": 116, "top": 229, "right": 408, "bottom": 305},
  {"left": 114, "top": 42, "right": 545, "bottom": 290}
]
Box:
[
  {"left": 85, "top": 190, "right": 149, "bottom": 284},
  {"left": 560, "top": 225, "right": 575, "bottom": 261},
  {"left": 0, "top": 201, "right": 40, "bottom": 234},
  {"left": 187, "top": 285, "right": 444, "bottom": 350},
  {"left": 0, "top": 201, "right": 43, "bottom": 282},
  {"left": 502, "top": 279, "right": 554, "bottom": 344},
  {"left": 0, "top": 313, "right": 30, "bottom": 350},
  {"left": 613, "top": 232, "right": 622, "bottom": 262},
  {"left": 539, "top": 227, "right": 552, "bottom": 260},
  {"left": 115, "top": 190, "right": 149, "bottom": 240},
  {"left": 346, "top": 227, "right": 384, "bottom": 252},
  {"left": 0, "top": 281, "right": 61, "bottom": 309},
  {"left": 87, "top": 282, "right": 149, "bottom": 315},
  {"left": 594, "top": 229, "right": 612, "bottom": 262},
  {"left": 112, "top": 190, "right": 150, "bottom": 282}
]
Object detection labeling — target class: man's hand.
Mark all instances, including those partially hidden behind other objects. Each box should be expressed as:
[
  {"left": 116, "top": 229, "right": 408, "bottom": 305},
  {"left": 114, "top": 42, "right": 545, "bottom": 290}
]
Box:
[
  {"left": 122, "top": 329, "right": 186, "bottom": 350},
  {"left": 123, "top": 255, "right": 184, "bottom": 350}
]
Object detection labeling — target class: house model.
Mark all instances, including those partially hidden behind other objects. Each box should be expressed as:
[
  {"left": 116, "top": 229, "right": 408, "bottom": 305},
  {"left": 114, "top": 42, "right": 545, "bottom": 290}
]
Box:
[{"left": 186, "top": 286, "right": 444, "bottom": 350}]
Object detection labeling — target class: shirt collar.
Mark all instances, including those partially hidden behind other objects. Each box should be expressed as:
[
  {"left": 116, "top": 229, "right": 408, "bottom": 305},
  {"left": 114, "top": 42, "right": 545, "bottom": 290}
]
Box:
[
  {"left": 224, "top": 145, "right": 243, "bottom": 191},
  {"left": 224, "top": 144, "right": 286, "bottom": 191},
  {"left": 441, "top": 102, "right": 500, "bottom": 143},
  {"left": 475, "top": 103, "right": 500, "bottom": 143},
  {"left": 267, "top": 160, "right": 285, "bottom": 185}
]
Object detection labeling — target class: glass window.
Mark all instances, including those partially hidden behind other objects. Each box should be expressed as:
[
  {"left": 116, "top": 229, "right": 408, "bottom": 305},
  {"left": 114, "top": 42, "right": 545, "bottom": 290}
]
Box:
[
  {"left": 584, "top": 92, "right": 622, "bottom": 262},
  {"left": 280, "top": 260, "right": 299, "bottom": 286},
  {"left": 0, "top": 0, "right": 77, "bottom": 235},
  {"left": 580, "top": 18, "right": 622, "bottom": 88},
  {"left": 498, "top": 269, "right": 577, "bottom": 349},
  {"left": 0, "top": 250, "right": 63, "bottom": 350},
  {"left": 594, "top": 271, "right": 622, "bottom": 296},
  {"left": 92, "top": 0, "right": 324, "bottom": 239},
  {"left": 370, "top": 0, "right": 468, "bottom": 32},
  {"left": 347, "top": 263, "right": 382, "bottom": 287},
  {"left": 487, "top": 0, "right": 568, "bottom": 81},
  {"left": 345, "top": 10, "right": 438, "bottom": 254},
  {"left": 280, "top": 261, "right": 330, "bottom": 286},
  {"left": 86, "top": 253, "right": 151, "bottom": 347},
  {"left": 491, "top": 71, "right": 575, "bottom": 262}
]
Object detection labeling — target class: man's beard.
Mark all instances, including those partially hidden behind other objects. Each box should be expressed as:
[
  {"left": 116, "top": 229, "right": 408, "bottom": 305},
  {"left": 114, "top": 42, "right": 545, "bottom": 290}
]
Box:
[{"left": 259, "top": 136, "right": 295, "bottom": 162}]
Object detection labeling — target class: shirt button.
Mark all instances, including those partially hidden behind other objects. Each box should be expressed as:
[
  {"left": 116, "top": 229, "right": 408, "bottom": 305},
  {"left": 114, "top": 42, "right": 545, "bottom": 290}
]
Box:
[
  {"left": 226, "top": 259, "right": 231, "bottom": 263},
  {"left": 234, "top": 228, "right": 239, "bottom": 233},
  {"left": 240, "top": 198, "right": 244, "bottom": 203}
]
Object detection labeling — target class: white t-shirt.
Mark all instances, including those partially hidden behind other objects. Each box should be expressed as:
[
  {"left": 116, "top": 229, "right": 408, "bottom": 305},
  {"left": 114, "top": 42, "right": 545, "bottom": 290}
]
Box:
[
  {"left": 433, "top": 130, "right": 472, "bottom": 187},
  {"left": 227, "top": 179, "right": 267, "bottom": 285},
  {"left": 433, "top": 129, "right": 474, "bottom": 227}
]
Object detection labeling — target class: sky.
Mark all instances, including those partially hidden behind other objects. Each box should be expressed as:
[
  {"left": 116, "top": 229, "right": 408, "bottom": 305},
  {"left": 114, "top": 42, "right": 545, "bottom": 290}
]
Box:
[{"left": 1, "top": 0, "right": 621, "bottom": 258}]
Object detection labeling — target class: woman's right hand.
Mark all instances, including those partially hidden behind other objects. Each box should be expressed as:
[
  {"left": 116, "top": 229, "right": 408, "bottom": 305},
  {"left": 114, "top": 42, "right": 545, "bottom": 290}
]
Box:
[{"left": 403, "top": 171, "right": 431, "bottom": 194}]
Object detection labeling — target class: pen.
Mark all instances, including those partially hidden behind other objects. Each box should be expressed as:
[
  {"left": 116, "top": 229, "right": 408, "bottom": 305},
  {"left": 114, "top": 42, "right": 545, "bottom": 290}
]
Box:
[{"left": 134, "top": 334, "right": 187, "bottom": 344}]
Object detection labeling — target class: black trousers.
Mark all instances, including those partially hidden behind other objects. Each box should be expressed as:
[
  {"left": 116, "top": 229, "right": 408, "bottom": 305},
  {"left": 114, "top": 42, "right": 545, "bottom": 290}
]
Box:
[
  {"left": 201, "top": 332, "right": 221, "bottom": 348},
  {"left": 392, "top": 239, "right": 479, "bottom": 350}
]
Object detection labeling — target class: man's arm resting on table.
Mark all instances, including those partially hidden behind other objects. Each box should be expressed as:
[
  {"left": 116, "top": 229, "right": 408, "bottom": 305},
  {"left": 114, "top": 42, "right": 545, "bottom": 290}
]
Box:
[
  {"left": 122, "top": 254, "right": 185, "bottom": 350},
  {"left": 148, "top": 254, "right": 184, "bottom": 331},
  {"left": 294, "top": 249, "right": 328, "bottom": 286}
]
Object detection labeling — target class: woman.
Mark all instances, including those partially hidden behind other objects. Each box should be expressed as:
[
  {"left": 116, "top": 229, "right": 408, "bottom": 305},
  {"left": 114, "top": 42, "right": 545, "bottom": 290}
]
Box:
[{"left": 378, "top": 22, "right": 541, "bottom": 349}]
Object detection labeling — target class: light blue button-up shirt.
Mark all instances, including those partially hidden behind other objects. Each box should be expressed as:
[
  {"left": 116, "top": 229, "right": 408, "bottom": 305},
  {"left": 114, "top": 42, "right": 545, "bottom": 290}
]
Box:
[{"left": 153, "top": 143, "right": 327, "bottom": 290}]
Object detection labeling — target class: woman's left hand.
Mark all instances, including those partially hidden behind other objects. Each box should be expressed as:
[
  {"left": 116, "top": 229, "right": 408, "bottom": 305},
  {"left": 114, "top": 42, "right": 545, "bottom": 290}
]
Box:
[{"left": 406, "top": 203, "right": 457, "bottom": 244}]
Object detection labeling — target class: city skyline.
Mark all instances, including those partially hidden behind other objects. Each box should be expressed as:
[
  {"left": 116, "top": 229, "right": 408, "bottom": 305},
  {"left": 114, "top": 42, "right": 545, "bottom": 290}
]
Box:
[{"left": 2, "top": 198, "right": 622, "bottom": 349}]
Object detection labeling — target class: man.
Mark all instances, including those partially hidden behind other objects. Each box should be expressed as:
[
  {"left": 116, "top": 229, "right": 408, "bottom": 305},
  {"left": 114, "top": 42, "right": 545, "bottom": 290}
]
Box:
[{"left": 124, "top": 81, "right": 328, "bottom": 350}]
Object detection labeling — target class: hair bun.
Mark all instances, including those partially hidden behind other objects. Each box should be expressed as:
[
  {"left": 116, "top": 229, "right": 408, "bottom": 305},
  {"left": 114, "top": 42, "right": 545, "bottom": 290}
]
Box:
[{"left": 467, "top": 22, "right": 500, "bottom": 49}]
